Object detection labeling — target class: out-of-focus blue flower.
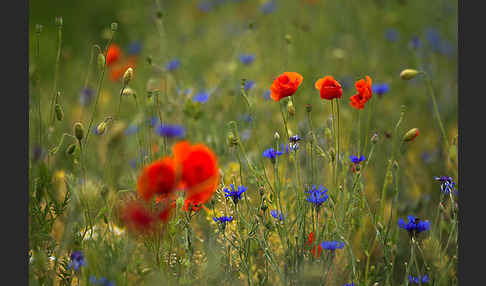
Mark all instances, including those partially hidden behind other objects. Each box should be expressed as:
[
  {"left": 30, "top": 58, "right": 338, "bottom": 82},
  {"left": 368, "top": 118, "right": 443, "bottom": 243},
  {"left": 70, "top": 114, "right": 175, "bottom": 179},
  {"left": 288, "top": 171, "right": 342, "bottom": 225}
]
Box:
[
  {"left": 426, "top": 28, "right": 441, "bottom": 52},
  {"left": 289, "top": 135, "right": 301, "bottom": 143},
  {"left": 440, "top": 40, "right": 455, "bottom": 56},
  {"left": 32, "top": 145, "right": 44, "bottom": 162},
  {"left": 213, "top": 216, "right": 233, "bottom": 230},
  {"left": 89, "top": 276, "right": 115, "bottom": 286},
  {"left": 193, "top": 91, "right": 210, "bottom": 103},
  {"left": 343, "top": 283, "right": 355, "bottom": 286},
  {"left": 281, "top": 143, "right": 299, "bottom": 153},
  {"left": 398, "top": 216, "right": 430, "bottom": 236},
  {"left": 224, "top": 184, "right": 247, "bottom": 204},
  {"left": 154, "top": 124, "right": 186, "bottom": 138},
  {"left": 260, "top": 0, "right": 276, "bottom": 14},
  {"left": 124, "top": 124, "right": 139, "bottom": 136},
  {"left": 434, "top": 176, "right": 457, "bottom": 195},
  {"left": 148, "top": 117, "right": 160, "bottom": 128},
  {"left": 129, "top": 159, "right": 137, "bottom": 169},
  {"left": 244, "top": 80, "right": 256, "bottom": 92},
  {"left": 80, "top": 87, "right": 94, "bottom": 106},
  {"left": 263, "top": 148, "right": 283, "bottom": 161},
  {"left": 372, "top": 83, "right": 390, "bottom": 96},
  {"left": 349, "top": 155, "right": 365, "bottom": 164},
  {"left": 239, "top": 53, "right": 256, "bottom": 65},
  {"left": 409, "top": 275, "right": 429, "bottom": 284},
  {"left": 320, "top": 241, "right": 345, "bottom": 251},
  {"left": 263, "top": 90, "right": 271, "bottom": 100},
  {"left": 238, "top": 114, "right": 252, "bottom": 123},
  {"left": 409, "top": 36, "right": 422, "bottom": 49},
  {"left": 178, "top": 87, "right": 194, "bottom": 96},
  {"left": 305, "top": 185, "right": 329, "bottom": 208},
  {"left": 385, "top": 28, "right": 399, "bottom": 42},
  {"left": 241, "top": 129, "right": 251, "bottom": 141},
  {"left": 165, "top": 59, "right": 181, "bottom": 72},
  {"left": 68, "top": 251, "right": 86, "bottom": 271},
  {"left": 126, "top": 41, "right": 142, "bottom": 55},
  {"left": 270, "top": 210, "right": 285, "bottom": 221},
  {"left": 198, "top": 1, "right": 213, "bottom": 12}
]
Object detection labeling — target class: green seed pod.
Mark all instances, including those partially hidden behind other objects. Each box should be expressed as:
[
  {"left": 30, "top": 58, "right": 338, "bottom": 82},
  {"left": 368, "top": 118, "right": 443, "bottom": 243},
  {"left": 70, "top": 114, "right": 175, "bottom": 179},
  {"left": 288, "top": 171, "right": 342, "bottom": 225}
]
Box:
[
  {"left": 97, "top": 53, "right": 105, "bottom": 70},
  {"left": 97, "top": 122, "right": 107, "bottom": 135},
  {"left": 65, "top": 143, "right": 76, "bottom": 155},
  {"left": 73, "top": 122, "right": 84, "bottom": 142},
  {"left": 123, "top": 67, "right": 133, "bottom": 86},
  {"left": 287, "top": 100, "right": 295, "bottom": 116},
  {"left": 400, "top": 69, "right": 419, "bottom": 80},
  {"left": 54, "top": 104, "right": 63, "bottom": 121},
  {"left": 403, "top": 128, "right": 419, "bottom": 142}
]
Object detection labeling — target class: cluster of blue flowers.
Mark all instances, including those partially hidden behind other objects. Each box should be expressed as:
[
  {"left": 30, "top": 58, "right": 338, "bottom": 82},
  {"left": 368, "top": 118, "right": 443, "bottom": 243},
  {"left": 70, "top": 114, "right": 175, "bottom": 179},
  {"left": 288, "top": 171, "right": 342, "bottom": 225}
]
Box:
[
  {"left": 68, "top": 251, "right": 86, "bottom": 271},
  {"left": 434, "top": 176, "right": 457, "bottom": 195},
  {"left": 305, "top": 185, "right": 329, "bottom": 209},
  {"left": 372, "top": 83, "right": 390, "bottom": 96},
  {"left": 165, "top": 59, "right": 181, "bottom": 72},
  {"left": 223, "top": 184, "right": 247, "bottom": 205},
  {"left": 270, "top": 210, "right": 285, "bottom": 221},
  {"left": 193, "top": 91, "right": 210, "bottom": 103},
  {"left": 263, "top": 148, "right": 283, "bottom": 162},
  {"left": 398, "top": 216, "right": 430, "bottom": 236},
  {"left": 349, "top": 155, "right": 365, "bottom": 164},
  {"left": 213, "top": 216, "right": 234, "bottom": 230},
  {"left": 409, "top": 275, "right": 429, "bottom": 284},
  {"left": 239, "top": 53, "right": 256, "bottom": 65},
  {"left": 154, "top": 124, "right": 186, "bottom": 138},
  {"left": 320, "top": 241, "right": 345, "bottom": 251},
  {"left": 243, "top": 80, "right": 256, "bottom": 92},
  {"left": 90, "top": 276, "right": 115, "bottom": 286}
]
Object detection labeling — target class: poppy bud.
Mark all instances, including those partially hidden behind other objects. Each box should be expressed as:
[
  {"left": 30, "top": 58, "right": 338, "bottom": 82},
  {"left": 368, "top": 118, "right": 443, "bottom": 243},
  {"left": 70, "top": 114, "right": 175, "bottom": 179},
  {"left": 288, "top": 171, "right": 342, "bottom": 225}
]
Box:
[
  {"left": 403, "top": 128, "right": 419, "bottom": 142},
  {"left": 274, "top": 132, "right": 280, "bottom": 141},
  {"left": 55, "top": 104, "right": 63, "bottom": 121},
  {"left": 287, "top": 100, "right": 295, "bottom": 116},
  {"left": 66, "top": 144, "right": 76, "bottom": 155},
  {"left": 122, "top": 87, "right": 135, "bottom": 97},
  {"left": 392, "top": 160, "right": 399, "bottom": 169},
  {"left": 110, "top": 22, "right": 118, "bottom": 32},
  {"left": 305, "top": 104, "right": 312, "bottom": 113},
  {"left": 97, "top": 53, "right": 105, "bottom": 70},
  {"left": 73, "top": 122, "right": 84, "bottom": 142},
  {"left": 97, "top": 122, "right": 107, "bottom": 135},
  {"left": 371, "top": 132, "right": 379, "bottom": 144},
  {"left": 123, "top": 67, "right": 133, "bottom": 86},
  {"left": 400, "top": 69, "right": 419, "bottom": 80}
]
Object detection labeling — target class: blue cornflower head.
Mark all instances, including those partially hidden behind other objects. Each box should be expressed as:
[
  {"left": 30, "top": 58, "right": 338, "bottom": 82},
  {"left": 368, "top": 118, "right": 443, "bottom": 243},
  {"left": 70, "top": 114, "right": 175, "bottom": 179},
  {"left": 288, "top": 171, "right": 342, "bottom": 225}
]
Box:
[
  {"left": 289, "top": 135, "right": 302, "bottom": 143},
  {"left": 261, "top": 0, "right": 276, "bottom": 14},
  {"left": 68, "top": 251, "right": 86, "bottom": 271},
  {"left": 154, "top": 124, "right": 186, "bottom": 138},
  {"left": 305, "top": 185, "right": 329, "bottom": 208},
  {"left": 320, "top": 241, "right": 345, "bottom": 251},
  {"left": 398, "top": 216, "right": 430, "bottom": 236},
  {"left": 434, "top": 176, "right": 457, "bottom": 195},
  {"left": 244, "top": 80, "right": 256, "bottom": 92},
  {"left": 409, "top": 36, "right": 422, "bottom": 49},
  {"left": 148, "top": 116, "right": 160, "bottom": 128},
  {"left": 372, "top": 83, "right": 390, "bottom": 96},
  {"left": 90, "top": 276, "right": 115, "bottom": 286},
  {"left": 263, "top": 148, "right": 283, "bottom": 162},
  {"left": 165, "top": 59, "right": 181, "bottom": 72},
  {"left": 224, "top": 184, "right": 248, "bottom": 204},
  {"left": 409, "top": 275, "right": 429, "bottom": 284},
  {"left": 126, "top": 41, "right": 142, "bottom": 55},
  {"left": 263, "top": 90, "right": 271, "bottom": 100},
  {"left": 193, "top": 91, "right": 210, "bottom": 103},
  {"left": 343, "top": 283, "right": 355, "bottom": 286},
  {"left": 239, "top": 53, "right": 256, "bottom": 65},
  {"left": 213, "top": 216, "right": 233, "bottom": 230},
  {"left": 124, "top": 124, "right": 139, "bottom": 136},
  {"left": 349, "top": 155, "right": 365, "bottom": 164},
  {"left": 80, "top": 87, "right": 94, "bottom": 106},
  {"left": 270, "top": 210, "right": 285, "bottom": 221},
  {"left": 426, "top": 28, "right": 441, "bottom": 52},
  {"left": 280, "top": 143, "right": 299, "bottom": 154},
  {"left": 385, "top": 28, "right": 399, "bottom": 42}
]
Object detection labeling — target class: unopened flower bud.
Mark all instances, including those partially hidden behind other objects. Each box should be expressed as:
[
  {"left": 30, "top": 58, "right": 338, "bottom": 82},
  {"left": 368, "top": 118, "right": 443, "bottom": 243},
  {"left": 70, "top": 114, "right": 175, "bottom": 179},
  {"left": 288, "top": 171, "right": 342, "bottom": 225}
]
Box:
[
  {"left": 110, "top": 22, "right": 118, "bottom": 32},
  {"left": 97, "top": 53, "right": 105, "bottom": 70},
  {"left": 55, "top": 104, "right": 63, "bottom": 121},
  {"left": 146, "top": 56, "right": 152, "bottom": 65},
  {"left": 392, "top": 160, "right": 399, "bottom": 170},
  {"left": 176, "top": 196, "right": 184, "bottom": 209},
  {"left": 122, "top": 87, "right": 135, "bottom": 97},
  {"left": 65, "top": 144, "right": 76, "bottom": 155},
  {"left": 55, "top": 16, "right": 63, "bottom": 27},
  {"left": 400, "top": 69, "right": 419, "bottom": 80},
  {"left": 284, "top": 34, "right": 292, "bottom": 44},
  {"left": 274, "top": 132, "right": 280, "bottom": 141},
  {"left": 305, "top": 104, "right": 312, "bottom": 113},
  {"left": 371, "top": 132, "right": 379, "bottom": 144},
  {"left": 73, "top": 122, "right": 84, "bottom": 142},
  {"left": 287, "top": 100, "right": 295, "bottom": 116},
  {"left": 123, "top": 67, "right": 133, "bottom": 86},
  {"left": 261, "top": 204, "right": 268, "bottom": 212},
  {"left": 403, "top": 128, "right": 419, "bottom": 142},
  {"left": 97, "top": 122, "right": 107, "bottom": 135}
]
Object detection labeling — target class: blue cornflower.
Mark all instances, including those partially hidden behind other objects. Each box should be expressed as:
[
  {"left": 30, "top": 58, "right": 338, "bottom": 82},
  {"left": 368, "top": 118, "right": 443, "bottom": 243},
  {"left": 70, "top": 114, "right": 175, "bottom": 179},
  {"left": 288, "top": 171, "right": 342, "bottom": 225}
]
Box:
[
  {"left": 129, "top": 159, "right": 137, "bottom": 169},
  {"left": 261, "top": 0, "right": 276, "bottom": 14},
  {"left": 32, "top": 145, "right": 44, "bottom": 162},
  {"left": 409, "top": 275, "right": 429, "bottom": 284},
  {"left": 224, "top": 184, "right": 248, "bottom": 204},
  {"left": 198, "top": 1, "right": 213, "bottom": 12},
  {"left": 372, "top": 83, "right": 390, "bottom": 96},
  {"left": 148, "top": 117, "right": 160, "bottom": 128},
  {"left": 89, "top": 276, "right": 115, "bottom": 286},
  {"left": 343, "top": 283, "right": 355, "bottom": 286},
  {"left": 385, "top": 28, "right": 399, "bottom": 42},
  {"left": 244, "top": 80, "right": 256, "bottom": 92},
  {"left": 434, "top": 176, "right": 457, "bottom": 195},
  {"left": 270, "top": 210, "right": 285, "bottom": 221},
  {"left": 289, "top": 135, "right": 301, "bottom": 143},
  {"left": 238, "top": 113, "right": 252, "bottom": 123},
  {"left": 126, "top": 41, "right": 142, "bottom": 55},
  {"left": 426, "top": 28, "right": 442, "bottom": 52},
  {"left": 409, "top": 36, "right": 422, "bottom": 49},
  {"left": 165, "top": 59, "right": 181, "bottom": 72},
  {"left": 241, "top": 129, "right": 251, "bottom": 141},
  {"left": 398, "top": 216, "right": 430, "bottom": 236},
  {"left": 280, "top": 143, "right": 298, "bottom": 154},
  {"left": 239, "top": 53, "right": 256, "bottom": 65},
  {"left": 68, "top": 251, "right": 86, "bottom": 271},
  {"left": 263, "top": 90, "right": 271, "bottom": 100},
  {"left": 193, "top": 91, "right": 210, "bottom": 103},
  {"left": 213, "top": 216, "right": 233, "bottom": 230},
  {"left": 124, "top": 124, "right": 139, "bottom": 136},
  {"left": 320, "top": 241, "right": 345, "bottom": 251},
  {"left": 79, "top": 87, "right": 94, "bottom": 106},
  {"left": 305, "top": 185, "right": 329, "bottom": 209},
  {"left": 349, "top": 155, "right": 365, "bottom": 164},
  {"left": 154, "top": 124, "right": 186, "bottom": 138},
  {"left": 262, "top": 148, "right": 283, "bottom": 162}
]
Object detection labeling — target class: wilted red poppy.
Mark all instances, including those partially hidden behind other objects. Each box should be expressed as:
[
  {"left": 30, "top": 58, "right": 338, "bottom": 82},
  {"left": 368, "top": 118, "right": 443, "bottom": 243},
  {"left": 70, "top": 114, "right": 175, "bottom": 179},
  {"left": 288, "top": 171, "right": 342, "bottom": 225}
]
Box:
[
  {"left": 314, "top": 76, "right": 343, "bottom": 100},
  {"left": 350, "top": 76, "right": 373, "bottom": 110},
  {"left": 106, "top": 44, "right": 122, "bottom": 66},
  {"left": 270, "top": 72, "right": 303, "bottom": 102},
  {"left": 137, "top": 157, "right": 178, "bottom": 202},
  {"left": 306, "top": 232, "right": 323, "bottom": 257},
  {"left": 120, "top": 200, "right": 155, "bottom": 233}
]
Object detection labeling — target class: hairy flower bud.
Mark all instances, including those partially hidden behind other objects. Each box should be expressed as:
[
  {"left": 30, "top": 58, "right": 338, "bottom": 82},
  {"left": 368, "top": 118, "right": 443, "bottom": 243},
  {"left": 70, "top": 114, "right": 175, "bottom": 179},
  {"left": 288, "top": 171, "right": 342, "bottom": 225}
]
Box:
[
  {"left": 400, "top": 69, "right": 419, "bottom": 80},
  {"left": 73, "top": 122, "right": 84, "bottom": 142},
  {"left": 55, "top": 104, "right": 63, "bottom": 121},
  {"left": 97, "top": 122, "right": 107, "bottom": 135},
  {"left": 123, "top": 67, "right": 133, "bottom": 86},
  {"left": 403, "top": 128, "right": 419, "bottom": 142},
  {"left": 287, "top": 100, "right": 295, "bottom": 116},
  {"left": 97, "top": 53, "right": 105, "bottom": 70}
]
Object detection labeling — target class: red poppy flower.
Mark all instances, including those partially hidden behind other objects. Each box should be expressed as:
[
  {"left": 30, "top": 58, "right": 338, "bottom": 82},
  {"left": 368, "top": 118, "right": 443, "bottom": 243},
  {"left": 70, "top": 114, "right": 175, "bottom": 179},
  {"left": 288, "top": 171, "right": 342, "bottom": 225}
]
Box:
[
  {"left": 106, "top": 44, "right": 122, "bottom": 66},
  {"left": 137, "top": 157, "right": 178, "bottom": 202},
  {"left": 314, "top": 76, "right": 343, "bottom": 100},
  {"left": 306, "top": 232, "right": 323, "bottom": 257},
  {"left": 157, "top": 200, "right": 176, "bottom": 222},
  {"left": 120, "top": 200, "right": 155, "bottom": 233},
  {"left": 350, "top": 76, "right": 373, "bottom": 110},
  {"left": 270, "top": 72, "right": 303, "bottom": 102}
]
